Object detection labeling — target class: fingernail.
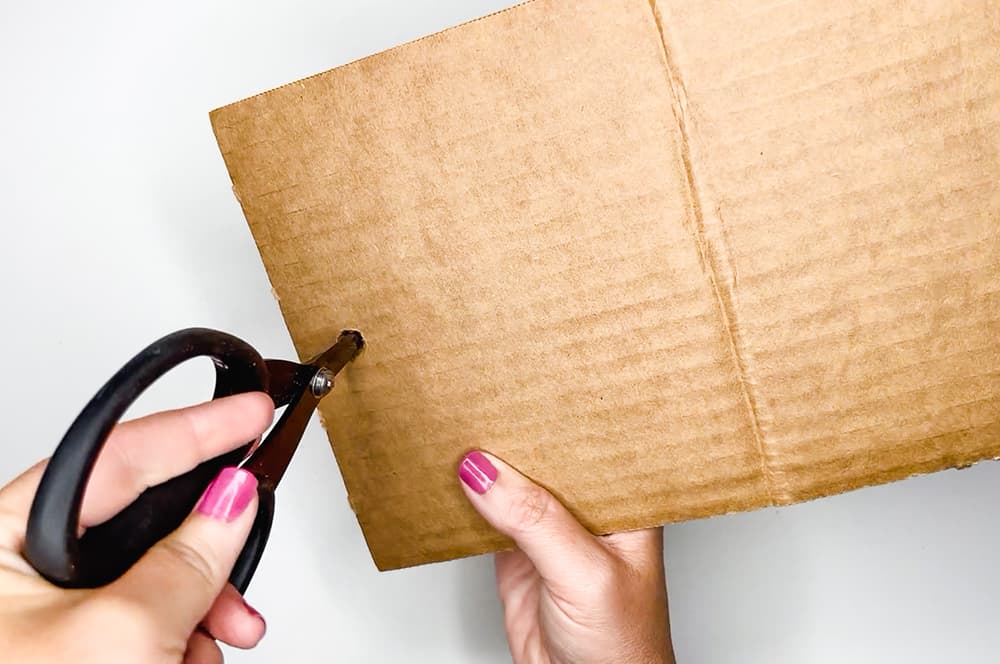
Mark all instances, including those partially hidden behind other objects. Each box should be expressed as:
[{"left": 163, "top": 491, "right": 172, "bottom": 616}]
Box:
[
  {"left": 196, "top": 467, "right": 257, "bottom": 522},
  {"left": 459, "top": 451, "right": 498, "bottom": 494},
  {"left": 243, "top": 599, "right": 267, "bottom": 633}
]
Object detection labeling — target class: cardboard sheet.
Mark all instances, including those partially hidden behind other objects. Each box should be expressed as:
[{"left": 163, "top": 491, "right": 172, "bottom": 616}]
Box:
[{"left": 211, "top": 0, "right": 1000, "bottom": 570}]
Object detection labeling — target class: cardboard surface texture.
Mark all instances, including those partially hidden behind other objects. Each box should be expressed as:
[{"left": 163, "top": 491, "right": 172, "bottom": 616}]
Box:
[{"left": 211, "top": 0, "right": 1000, "bottom": 569}]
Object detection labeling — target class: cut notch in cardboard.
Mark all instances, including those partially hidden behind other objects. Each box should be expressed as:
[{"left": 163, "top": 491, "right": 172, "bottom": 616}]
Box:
[{"left": 211, "top": 0, "right": 1000, "bottom": 570}]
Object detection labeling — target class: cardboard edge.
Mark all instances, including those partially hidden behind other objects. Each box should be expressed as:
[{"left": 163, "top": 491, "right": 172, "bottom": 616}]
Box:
[{"left": 207, "top": 0, "right": 536, "bottom": 118}]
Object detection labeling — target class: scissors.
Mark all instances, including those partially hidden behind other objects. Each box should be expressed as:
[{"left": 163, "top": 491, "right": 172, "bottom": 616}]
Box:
[{"left": 22, "top": 327, "right": 363, "bottom": 593}]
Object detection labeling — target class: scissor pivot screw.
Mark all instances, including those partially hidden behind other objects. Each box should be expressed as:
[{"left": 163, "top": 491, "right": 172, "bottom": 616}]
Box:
[{"left": 310, "top": 369, "right": 335, "bottom": 397}]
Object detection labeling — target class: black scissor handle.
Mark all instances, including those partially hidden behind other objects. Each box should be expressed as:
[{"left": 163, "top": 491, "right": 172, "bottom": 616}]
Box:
[
  {"left": 24, "top": 328, "right": 271, "bottom": 591},
  {"left": 230, "top": 486, "right": 274, "bottom": 593}
]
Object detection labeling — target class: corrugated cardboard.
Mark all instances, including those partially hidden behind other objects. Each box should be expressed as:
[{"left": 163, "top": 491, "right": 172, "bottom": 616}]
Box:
[{"left": 210, "top": 0, "right": 1000, "bottom": 570}]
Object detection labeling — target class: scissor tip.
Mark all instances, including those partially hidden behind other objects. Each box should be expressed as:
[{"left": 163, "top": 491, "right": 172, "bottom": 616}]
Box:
[
  {"left": 307, "top": 328, "right": 365, "bottom": 375},
  {"left": 308, "top": 328, "right": 366, "bottom": 376},
  {"left": 338, "top": 329, "right": 365, "bottom": 354}
]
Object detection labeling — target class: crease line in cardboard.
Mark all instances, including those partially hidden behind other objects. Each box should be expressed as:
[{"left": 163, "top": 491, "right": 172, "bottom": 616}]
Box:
[{"left": 646, "top": 0, "right": 779, "bottom": 505}]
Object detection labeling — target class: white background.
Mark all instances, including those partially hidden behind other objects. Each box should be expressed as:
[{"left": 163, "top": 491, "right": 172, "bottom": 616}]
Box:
[{"left": 1, "top": 1, "right": 998, "bottom": 662}]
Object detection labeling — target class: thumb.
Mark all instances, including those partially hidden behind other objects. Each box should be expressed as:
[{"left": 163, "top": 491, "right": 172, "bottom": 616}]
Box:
[
  {"left": 104, "top": 467, "right": 259, "bottom": 639},
  {"left": 458, "top": 451, "right": 608, "bottom": 588}
]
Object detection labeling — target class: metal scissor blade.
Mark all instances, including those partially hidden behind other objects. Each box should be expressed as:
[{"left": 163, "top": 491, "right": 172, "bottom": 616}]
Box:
[
  {"left": 308, "top": 329, "right": 364, "bottom": 374},
  {"left": 242, "top": 330, "right": 364, "bottom": 490}
]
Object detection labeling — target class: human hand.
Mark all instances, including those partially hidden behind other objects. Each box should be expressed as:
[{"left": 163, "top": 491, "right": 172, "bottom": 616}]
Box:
[
  {"left": 459, "top": 451, "right": 675, "bottom": 664},
  {"left": 0, "top": 393, "right": 274, "bottom": 664}
]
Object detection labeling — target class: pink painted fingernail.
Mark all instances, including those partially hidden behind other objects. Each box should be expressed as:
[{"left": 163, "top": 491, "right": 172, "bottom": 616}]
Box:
[
  {"left": 243, "top": 599, "right": 262, "bottom": 619},
  {"left": 196, "top": 467, "right": 257, "bottom": 522},
  {"left": 459, "top": 451, "right": 498, "bottom": 494},
  {"left": 243, "top": 599, "right": 267, "bottom": 633}
]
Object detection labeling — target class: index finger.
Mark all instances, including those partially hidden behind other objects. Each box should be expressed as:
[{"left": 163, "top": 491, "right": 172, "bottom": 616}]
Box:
[{"left": 0, "top": 392, "right": 274, "bottom": 546}]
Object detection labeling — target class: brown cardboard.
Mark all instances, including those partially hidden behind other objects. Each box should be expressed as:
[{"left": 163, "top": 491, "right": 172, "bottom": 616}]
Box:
[{"left": 210, "top": 0, "right": 1000, "bottom": 570}]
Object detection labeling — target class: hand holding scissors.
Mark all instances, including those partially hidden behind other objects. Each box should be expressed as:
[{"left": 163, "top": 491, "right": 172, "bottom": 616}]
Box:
[
  {"left": 0, "top": 327, "right": 361, "bottom": 663},
  {"left": 24, "top": 327, "right": 363, "bottom": 592}
]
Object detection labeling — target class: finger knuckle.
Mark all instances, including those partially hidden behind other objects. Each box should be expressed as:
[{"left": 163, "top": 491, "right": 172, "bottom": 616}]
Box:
[
  {"left": 158, "top": 537, "right": 218, "bottom": 588},
  {"left": 507, "top": 485, "right": 552, "bottom": 532}
]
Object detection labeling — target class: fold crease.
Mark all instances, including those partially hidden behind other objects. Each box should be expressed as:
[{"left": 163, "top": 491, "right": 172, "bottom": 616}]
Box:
[{"left": 646, "top": 0, "right": 780, "bottom": 505}]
